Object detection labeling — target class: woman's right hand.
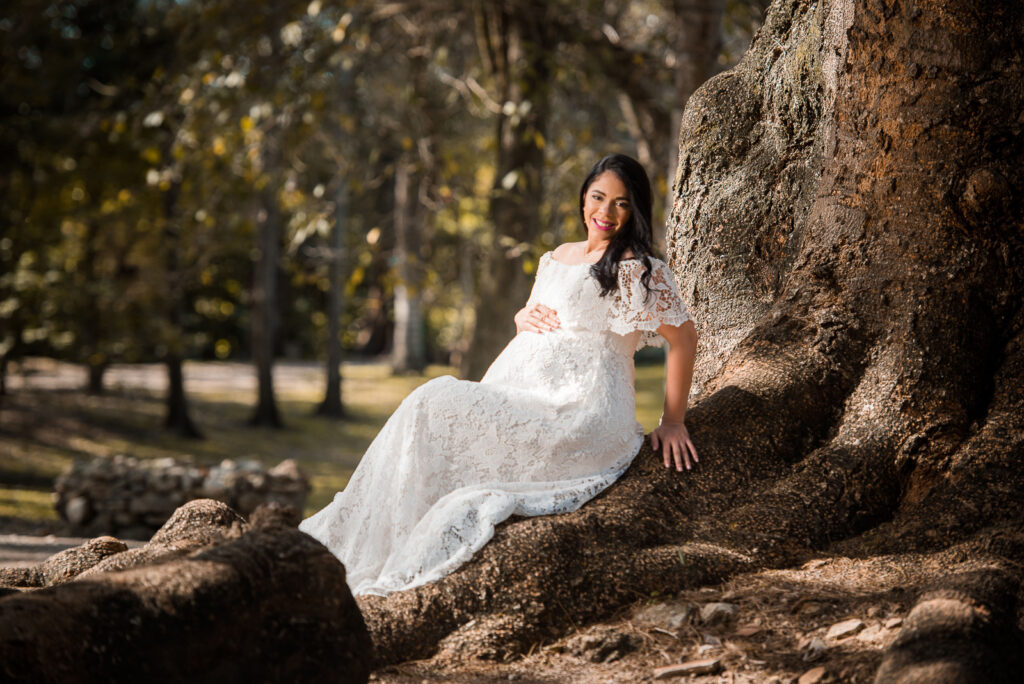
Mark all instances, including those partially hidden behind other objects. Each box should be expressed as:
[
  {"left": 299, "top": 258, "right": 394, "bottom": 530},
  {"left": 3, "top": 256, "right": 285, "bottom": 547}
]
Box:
[{"left": 515, "top": 303, "right": 561, "bottom": 334}]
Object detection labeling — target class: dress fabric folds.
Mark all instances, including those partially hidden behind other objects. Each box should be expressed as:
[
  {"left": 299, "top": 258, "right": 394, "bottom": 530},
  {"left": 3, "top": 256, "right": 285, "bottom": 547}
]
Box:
[{"left": 299, "top": 252, "right": 692, "bottom": 596}]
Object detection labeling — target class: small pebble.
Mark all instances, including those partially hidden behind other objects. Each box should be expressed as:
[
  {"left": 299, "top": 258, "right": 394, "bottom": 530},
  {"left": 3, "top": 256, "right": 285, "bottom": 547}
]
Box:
[
  {"left": 799, "top": 666, "right": 827, "bottom": 684},
  {"left": 826, "top": 618, "right": 865, "bottom": 640}
]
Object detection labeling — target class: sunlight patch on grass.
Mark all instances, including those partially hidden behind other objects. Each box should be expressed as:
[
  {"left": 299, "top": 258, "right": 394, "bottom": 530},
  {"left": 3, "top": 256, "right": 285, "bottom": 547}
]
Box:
[
  {"left": 0, "top": 441, "right": 72, "bottom": 479},
  {"left": 0, "top": 488, "right": 58, "bottom": 521},
  {"left": 306, "top": 472, "right": 353, "bottom": 514},
  {"left": 3, "top": 360, "right": 669, "bottom": 522},
  {"left": 635, "top": 362, "right": 666, "bottom": 432}
]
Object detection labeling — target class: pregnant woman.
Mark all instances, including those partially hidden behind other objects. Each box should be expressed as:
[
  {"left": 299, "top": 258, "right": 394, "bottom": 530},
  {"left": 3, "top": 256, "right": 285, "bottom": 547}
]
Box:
[{"left": 300, "top": 153, "right": 698, "bottom": 597}]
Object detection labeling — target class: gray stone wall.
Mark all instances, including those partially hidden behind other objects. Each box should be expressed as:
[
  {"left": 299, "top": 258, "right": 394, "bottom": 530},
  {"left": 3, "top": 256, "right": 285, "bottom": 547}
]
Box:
[{"left": 54, "top": 455, "right": 310, "bottom": 539}]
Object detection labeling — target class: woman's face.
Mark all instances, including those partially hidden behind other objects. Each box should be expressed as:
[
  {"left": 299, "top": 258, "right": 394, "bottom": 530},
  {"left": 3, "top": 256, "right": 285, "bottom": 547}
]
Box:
[{"left": 583, "top": 170, "right": 632, "bottom": 241}]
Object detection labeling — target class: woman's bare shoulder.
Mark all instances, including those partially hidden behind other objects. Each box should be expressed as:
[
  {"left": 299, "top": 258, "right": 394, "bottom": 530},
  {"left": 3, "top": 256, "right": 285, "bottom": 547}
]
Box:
[{"left": 551, "top": 242, "right": 582, "bottom": 260}]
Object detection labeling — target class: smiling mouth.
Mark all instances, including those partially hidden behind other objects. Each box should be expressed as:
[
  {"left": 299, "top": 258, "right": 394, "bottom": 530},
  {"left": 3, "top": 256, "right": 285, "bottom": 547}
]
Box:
[{"left": 592, "top": 218, "right": 616, "bottom": 231}]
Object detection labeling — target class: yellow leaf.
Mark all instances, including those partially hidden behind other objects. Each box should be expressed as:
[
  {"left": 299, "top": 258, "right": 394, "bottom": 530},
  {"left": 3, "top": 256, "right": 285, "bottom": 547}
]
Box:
[
  {"left": 533, "top": 132, "right": 545, "bottom": 150},
  {"left": 240, "top": 116, "right": 254, "bottom": 133}
]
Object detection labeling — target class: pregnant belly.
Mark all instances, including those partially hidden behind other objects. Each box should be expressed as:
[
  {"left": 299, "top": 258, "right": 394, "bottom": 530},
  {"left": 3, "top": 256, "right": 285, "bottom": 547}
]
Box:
[{"left": 482, "top": 329, "right": 636, "bottom": 413}]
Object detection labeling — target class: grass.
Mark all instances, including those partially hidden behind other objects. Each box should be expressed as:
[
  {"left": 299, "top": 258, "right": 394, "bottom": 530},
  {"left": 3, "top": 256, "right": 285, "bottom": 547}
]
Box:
[{"left": 0, "top": 358, "right": 667, "bottom": 528}]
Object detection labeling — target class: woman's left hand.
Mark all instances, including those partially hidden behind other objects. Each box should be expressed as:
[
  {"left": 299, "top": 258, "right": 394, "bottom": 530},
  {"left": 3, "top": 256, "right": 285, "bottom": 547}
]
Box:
[{"left": 650, "top": 421, "right": 698, "bottom": 472}]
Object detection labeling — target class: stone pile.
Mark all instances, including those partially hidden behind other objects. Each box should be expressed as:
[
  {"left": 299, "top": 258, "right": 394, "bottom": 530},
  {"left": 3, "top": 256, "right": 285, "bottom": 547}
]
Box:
[{"left": 54, "top": 455, "right": 310, "bottom": 538}]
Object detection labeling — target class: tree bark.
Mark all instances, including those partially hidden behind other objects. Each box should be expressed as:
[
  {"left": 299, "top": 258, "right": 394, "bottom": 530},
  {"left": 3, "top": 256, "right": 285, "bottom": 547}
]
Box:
[
  {"left": 0, "top": 501, "right": 372, "bottom": 683},
  {"left": 161, "top": 179, "right": 202, "bottom": 439},
  {"left": 317, "top": 185, "right": 347, "bottom": 419},
  {"left": 86, "top": 361, "right": 106, "bottom": 396},
  {"left": 362, "top": 0, "right": 1024, "bottom": 676},
  {"left": 461, "top": 4, "right": 551, "bottom": 380},
  {"left": 250, "top": 191, "right": 283, "bottom": 428},
  {"left": 164, "top": 354, "right": 201, "bottom": 439},
  {"left": 390, "top": 155, "right": 427, "bottom": 374},
  {"left": 664, "top": 0, "right": 725, "bottom": 222}
]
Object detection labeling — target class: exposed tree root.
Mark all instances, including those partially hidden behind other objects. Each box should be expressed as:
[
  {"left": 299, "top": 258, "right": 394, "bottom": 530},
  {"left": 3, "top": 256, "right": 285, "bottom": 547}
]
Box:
[{"left": 874, "top": 529, "right": 1024, "bottom": 683}]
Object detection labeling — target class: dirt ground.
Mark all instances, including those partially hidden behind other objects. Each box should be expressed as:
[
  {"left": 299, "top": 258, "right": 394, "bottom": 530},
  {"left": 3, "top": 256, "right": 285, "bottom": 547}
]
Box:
[
  {"left": 367, "top": 553, "right": 920, "bottom": 683},
  {"left": 1, "top": 530, "right": 915, "bottom": 683}
]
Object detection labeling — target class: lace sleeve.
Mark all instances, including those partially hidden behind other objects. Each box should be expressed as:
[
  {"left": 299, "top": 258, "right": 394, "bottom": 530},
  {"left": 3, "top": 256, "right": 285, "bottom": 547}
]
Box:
[
  {"left": 608, "top": 258, "right": 692, "bottom": 350},
  {"left": 525, "top": 252, "right": 552, "bottom": 308}
]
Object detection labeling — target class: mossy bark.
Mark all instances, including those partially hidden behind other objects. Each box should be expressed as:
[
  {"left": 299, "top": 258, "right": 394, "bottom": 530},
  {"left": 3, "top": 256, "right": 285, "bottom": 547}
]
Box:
[{"left": 365, "top": 0, "right": 1024, "bottom": 679}]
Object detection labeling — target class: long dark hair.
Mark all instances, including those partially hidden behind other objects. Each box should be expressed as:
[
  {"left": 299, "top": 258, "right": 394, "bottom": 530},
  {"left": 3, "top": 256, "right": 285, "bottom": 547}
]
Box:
[{"left": 579, "top": 154, "right": 656, "bottom": 298}]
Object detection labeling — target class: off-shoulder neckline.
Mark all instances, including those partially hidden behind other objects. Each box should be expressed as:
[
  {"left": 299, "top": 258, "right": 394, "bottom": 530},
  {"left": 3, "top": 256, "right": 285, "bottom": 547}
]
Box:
[{"left": 543, "top": 251, "right": 655, "bottom": 267}]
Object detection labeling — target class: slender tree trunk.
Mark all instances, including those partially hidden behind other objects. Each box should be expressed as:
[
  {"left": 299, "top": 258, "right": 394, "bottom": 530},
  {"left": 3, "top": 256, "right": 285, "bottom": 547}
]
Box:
[
  {"left": 164, "top": 354, "right": 200, "bottom": 438},
  {"left": 162, "top": 179, "right": 202, "bottom": 438},
  {"left": 86, "top": 361, "right": 106, "bottom": 396},
  {"left": 317, "top": 185, "right": 347, "bottom": 419},
  {"left": 250, "top": 191, "right": 283, "bottom": 427},
  {"left": 462, "top": 5, "right": 551, "bottom": 380},
  {"left": 390, "top": 155, "right": 427, "bottom": 374}
]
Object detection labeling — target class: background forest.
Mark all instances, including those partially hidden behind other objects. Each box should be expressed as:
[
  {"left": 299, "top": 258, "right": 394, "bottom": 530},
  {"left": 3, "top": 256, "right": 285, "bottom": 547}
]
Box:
[
  {"left": 0, "top": 0, "right": 771, "bottom": 415},
  {"left": 4, "top": 1, "right": 1023, "bottom": 682},
  {"left": 1, "top": 0, "right": 767, "bottom": 521}
]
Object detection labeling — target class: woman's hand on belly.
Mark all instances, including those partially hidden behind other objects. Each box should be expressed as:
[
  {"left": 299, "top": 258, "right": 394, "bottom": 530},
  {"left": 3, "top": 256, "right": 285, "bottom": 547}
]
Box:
[{"left": 515, "top": 303, "right": 561, "bottom": 334}]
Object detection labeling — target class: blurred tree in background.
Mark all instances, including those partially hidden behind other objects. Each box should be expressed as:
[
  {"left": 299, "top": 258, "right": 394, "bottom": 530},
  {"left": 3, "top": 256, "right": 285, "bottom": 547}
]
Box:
[{"left": 0, "top": 0, "right": 768, "bottom": 427}]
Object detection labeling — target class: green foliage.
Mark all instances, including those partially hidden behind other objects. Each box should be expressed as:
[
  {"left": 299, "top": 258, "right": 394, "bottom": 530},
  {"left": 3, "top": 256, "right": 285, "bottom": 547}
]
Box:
[{"left": 0, "top": 0, "right": 765, "bottom": 371}]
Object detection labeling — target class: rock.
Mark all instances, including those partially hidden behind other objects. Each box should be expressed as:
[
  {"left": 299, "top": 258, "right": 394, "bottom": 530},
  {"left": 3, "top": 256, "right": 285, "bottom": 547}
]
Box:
[
  {"left": 801, "top": 637, "right": 827, "bottom": 662},
  {"left": 269, "top": 458, "right": 306, "bottom": 482},
  {"left": 798, "top": 666, "right": 827, "bottom": 684},
  {"left": 826, "top": 618, "right": 865, "bottom": 640},
  {"left": 250, "top": 501, "right": 302, "bottom": 528},
  {"left": 856, "top": 623, "right": 885, "bottom": 643},
  {"left": 64, "top": 496, "right": 91, "bottom": 526},
  {"left": 653, "top": 658, "right": 722, "bottom": 679},
  {"left": 54, "top": 456, "right": 308, "bottom": 536},
  {"left": 635, "top": 601, "right": 693, "bottom": 631},
  {"left": 699, "top": 602, "right": 737, "bottom": 626},
  {"left": 884, "top": 616, "right": 903, "bottom": 629},
  {"left": 567, "top": 628, "right": 638, "bottom": 663},
  {"left": 0, "top": 515, "right": 371, "bottom": 682}
]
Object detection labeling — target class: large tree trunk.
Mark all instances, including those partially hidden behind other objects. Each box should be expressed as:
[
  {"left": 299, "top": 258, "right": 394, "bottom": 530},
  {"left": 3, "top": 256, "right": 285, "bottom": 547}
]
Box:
[
  {"left": 250, "top": 191, "right": 283, "bottom": 428},
  {"left": 461, "top": 5, "right": 551, "bottom": 380},
  {"left": 361, "top": 0, "right": 1024, "bottom": 677},
  {"left": 390, "top": 155, "right": 427, "bottom": 374}
]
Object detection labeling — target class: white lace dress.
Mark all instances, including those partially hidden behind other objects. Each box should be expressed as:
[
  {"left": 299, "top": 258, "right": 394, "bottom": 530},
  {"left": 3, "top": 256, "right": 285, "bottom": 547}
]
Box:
[{"left": 299, "top": 252, "right": 692, "bottom": 596}]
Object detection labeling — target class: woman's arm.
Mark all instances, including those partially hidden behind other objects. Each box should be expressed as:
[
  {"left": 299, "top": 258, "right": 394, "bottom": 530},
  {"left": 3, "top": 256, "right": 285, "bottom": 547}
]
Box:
[{"left": 650, "top": 319, "right": 698, "bottom": 471}]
